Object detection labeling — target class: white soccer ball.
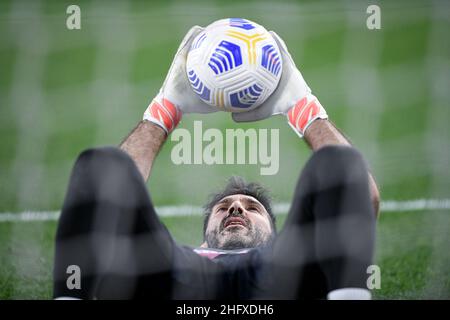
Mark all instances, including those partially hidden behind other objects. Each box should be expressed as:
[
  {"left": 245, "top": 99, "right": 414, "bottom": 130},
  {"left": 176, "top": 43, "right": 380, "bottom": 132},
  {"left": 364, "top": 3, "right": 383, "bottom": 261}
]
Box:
[{"left": 186, "top": 18, "right": 283, "bottom": 113}]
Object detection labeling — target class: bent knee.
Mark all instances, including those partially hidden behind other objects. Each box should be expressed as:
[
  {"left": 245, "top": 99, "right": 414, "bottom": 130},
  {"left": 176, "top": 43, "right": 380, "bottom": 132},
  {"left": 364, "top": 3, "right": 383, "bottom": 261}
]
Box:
[
  {"left": 75, "top": 147, "right": 135, "bottom": 172},
  {"left": 72, "top": 147, "right": 146, "bottom": 206},
  {"left": 74, "top": 147, "right": 140, "bottom": 183},
  {"left": 309, "top": 145, "right": 368, "bottom": 186},
  {"left": 76, "top": 147, "right": 130, "bottom": 165}
]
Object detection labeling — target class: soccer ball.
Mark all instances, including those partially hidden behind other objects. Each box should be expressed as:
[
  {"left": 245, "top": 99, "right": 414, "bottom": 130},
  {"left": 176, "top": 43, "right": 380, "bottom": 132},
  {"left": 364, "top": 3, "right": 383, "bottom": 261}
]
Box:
[{"left": 186, "top": 18, "right": 283, "bottom": 113}]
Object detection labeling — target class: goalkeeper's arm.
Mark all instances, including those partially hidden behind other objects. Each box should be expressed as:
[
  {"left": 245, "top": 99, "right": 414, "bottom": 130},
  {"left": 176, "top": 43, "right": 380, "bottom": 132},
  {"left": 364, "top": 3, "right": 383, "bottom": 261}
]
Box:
[
  {"left": 118, "top": 26, "right": 215, "bottom": 182},
  {"left": 303, "top": 119, "right": 381, "bottom": 216},
  {"left": 119, "top": 120, "right": 166, "bottom": 182}
]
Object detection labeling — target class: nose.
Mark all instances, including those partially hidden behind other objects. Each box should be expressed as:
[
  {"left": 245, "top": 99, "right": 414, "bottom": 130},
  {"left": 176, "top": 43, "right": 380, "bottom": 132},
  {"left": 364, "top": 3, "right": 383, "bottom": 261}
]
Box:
[{"left": 228, "top": 201, "right": 244, "bottom": 215}]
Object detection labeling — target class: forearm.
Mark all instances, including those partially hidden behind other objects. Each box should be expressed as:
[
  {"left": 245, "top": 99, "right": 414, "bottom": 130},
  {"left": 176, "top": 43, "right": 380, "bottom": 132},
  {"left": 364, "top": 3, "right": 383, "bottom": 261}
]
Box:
[
  {"left": 304, "top": 119, "right": 350, "bottom": 149},
  {"left": 304, "top": 119, "right": 380, "bottom": 216},
  {"left": 119, "top": 120, "right": 167, "bottom": 182}
]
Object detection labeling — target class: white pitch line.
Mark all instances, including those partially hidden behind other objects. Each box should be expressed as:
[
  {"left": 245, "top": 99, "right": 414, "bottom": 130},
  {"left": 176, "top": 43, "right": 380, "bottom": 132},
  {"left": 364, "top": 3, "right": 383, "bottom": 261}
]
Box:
[
  {"left": 381, "top": 199, "right": 450, "bottom": 212},
  {"left": 0, "top": 199, "right": 449, "bottom": 223}
]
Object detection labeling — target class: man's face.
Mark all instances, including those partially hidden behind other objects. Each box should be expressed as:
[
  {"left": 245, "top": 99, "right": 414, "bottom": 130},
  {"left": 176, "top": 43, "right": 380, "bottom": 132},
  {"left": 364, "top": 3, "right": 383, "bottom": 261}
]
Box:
[{"left": 204, "top": 194, "right": 274, "bottom": 250}]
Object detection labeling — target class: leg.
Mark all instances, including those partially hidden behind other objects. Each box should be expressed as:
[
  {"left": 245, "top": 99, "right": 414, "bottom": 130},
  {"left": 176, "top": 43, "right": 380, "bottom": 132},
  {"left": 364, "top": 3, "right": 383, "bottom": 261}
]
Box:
[
  {"left": 269, "top": 145, "right": 376, "bottom": 299},
  {"left": 53, "top": 147, "right": 174, "bottom": 299}
]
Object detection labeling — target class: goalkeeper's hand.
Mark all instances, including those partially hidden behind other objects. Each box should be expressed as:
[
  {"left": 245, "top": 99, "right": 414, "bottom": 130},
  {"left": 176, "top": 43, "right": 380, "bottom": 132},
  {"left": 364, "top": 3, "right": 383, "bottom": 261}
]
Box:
[
  {"left": 232, "top": 31, "right": 328, "bottom": 137},
  {"left": 143, "top": 26, "right": 217, "bottom": 135}
]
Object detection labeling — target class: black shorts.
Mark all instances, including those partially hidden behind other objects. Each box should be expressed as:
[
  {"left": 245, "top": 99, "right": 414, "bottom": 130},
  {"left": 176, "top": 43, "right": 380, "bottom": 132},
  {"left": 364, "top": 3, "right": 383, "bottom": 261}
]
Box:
[{"left": 53, "top": 146, "right": 376, "bottom": 299}]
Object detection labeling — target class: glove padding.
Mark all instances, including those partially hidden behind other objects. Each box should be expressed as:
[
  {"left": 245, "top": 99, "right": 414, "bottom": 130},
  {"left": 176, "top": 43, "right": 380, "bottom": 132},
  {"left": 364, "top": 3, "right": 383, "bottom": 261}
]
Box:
[
  {"left": 144, "top": 26, "right": 217, "bottom": 134},
  {"left": 287, "top": 94, "right": 328, "bottom": 138},
  {"left": 232, "top": 31, "right": 328, "bottom": 137}
]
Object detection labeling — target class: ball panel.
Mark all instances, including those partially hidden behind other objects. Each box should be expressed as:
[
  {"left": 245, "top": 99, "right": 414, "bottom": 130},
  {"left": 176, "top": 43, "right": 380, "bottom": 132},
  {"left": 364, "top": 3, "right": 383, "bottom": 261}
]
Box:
[
  {"left": 229, "top": 83, "right": 263, "bottom": 109},
  {"left": 187, "top": 70, "right": 211, "bottom": 102},
  {"left": 261, "top": 44, "right": 282, "bottom": 77},
  {"left": 229, "top": 18, "right": 256, "bottom": 30},
  {"left": 208, "top": 40, "right": 242, "bottom": 75},
  {"left": 191, "top": 32, "right": 207, "bottom": 50}
]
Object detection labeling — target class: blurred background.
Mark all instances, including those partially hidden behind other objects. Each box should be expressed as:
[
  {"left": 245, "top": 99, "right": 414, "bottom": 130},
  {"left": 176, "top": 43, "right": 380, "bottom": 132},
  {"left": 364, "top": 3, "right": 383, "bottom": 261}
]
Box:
[{"left": 0, "top": 0, "right": 449, "bottom": 299}]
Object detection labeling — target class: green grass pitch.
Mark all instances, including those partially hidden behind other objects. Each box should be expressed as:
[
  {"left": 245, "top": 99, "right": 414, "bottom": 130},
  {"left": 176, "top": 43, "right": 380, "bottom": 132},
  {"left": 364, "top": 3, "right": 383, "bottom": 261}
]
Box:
[{"left": 0, "top": 0, "right": 449, "bottom": 299}]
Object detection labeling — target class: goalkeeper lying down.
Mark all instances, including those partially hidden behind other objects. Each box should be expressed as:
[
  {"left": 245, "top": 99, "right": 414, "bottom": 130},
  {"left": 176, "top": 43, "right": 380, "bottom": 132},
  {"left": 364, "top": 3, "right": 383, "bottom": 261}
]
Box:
[{"left": 53, "top": 26, "right": 380, "bottom": 300}]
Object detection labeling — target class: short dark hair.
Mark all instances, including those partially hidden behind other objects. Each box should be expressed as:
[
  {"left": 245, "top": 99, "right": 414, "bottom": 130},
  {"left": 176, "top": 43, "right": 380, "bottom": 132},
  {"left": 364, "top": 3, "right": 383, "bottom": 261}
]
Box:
[{"left": 203, "top": 176, "right": 276, "bottom": 239}]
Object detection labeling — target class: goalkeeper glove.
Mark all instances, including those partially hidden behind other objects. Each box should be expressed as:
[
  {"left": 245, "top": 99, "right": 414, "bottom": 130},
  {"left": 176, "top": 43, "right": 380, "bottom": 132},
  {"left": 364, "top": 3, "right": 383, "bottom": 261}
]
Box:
[
  {"left": 232, "top": 31, "right": 328, "bottom": 137},
  {"left": 143, "top": 26, "right": 217, "bottom": 135}
]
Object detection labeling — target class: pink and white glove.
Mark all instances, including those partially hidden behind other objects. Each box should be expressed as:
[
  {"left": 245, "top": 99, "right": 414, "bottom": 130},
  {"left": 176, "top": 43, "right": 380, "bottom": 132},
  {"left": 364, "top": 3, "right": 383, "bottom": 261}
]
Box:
[
  {"left": 143, "top": 26, "right": 217, "bottom": 135},
  {"left": 232, "top": 31, "right": 328, "bottom": 137},
  {"left": 286, "top": 94, "right": 327, "bottom": 138},
  {"left": 143, "top": 96, "right": 182, "bottom": 134}
]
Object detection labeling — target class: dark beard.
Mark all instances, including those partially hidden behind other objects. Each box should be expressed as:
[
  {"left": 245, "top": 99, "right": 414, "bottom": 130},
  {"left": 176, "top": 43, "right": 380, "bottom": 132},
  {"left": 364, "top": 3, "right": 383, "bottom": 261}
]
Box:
[{"left": 206, "top": 224, "right": 267, "bottom": 250}]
